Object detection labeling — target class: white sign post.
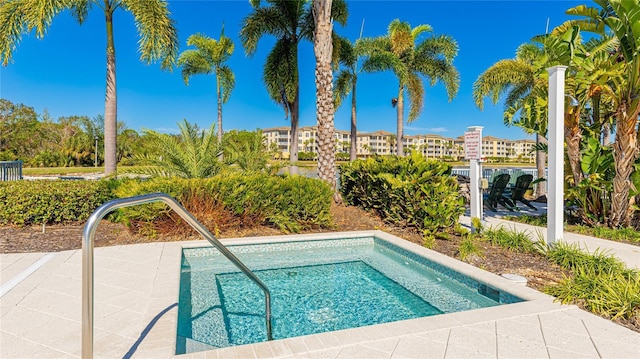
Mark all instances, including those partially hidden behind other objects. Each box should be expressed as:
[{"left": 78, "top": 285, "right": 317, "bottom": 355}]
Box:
[
  {"left": 547, "top": 66, "right": 567, "bottom": 245},
  {"left": 465, "top": 126, "right": 483, "bottom": 231}
]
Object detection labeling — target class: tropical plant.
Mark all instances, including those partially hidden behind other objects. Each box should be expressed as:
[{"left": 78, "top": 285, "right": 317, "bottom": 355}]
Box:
[
  {"left": 0, "top": 0, "right": 178, "bottom": 175},
  {"left": 357, "top": 19, "right": 459, "bottom": 156},
  {"left": 178, "top": 30, "right": 235, "bottom": 143},
  {"left": 134, "top": 119, "right": 222, "bottom": 178},
  {"left": 340, "top": 153, "right": 464, "bottom": 234},
  {"left": 562, "top": 0, "right": 640, "bottom": 227},
  {"left": 240, "top": 0, "right": 347, "bottom": 164},
  {"left": 223, "top": 129, "right": 276, "bottom": 173}
]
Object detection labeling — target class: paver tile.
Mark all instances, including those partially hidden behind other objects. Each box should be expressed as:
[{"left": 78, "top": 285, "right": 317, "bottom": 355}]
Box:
[
  {"left": 447, "top": 326, "right": 497, "bottom": 355},
  {"left": 496, "top": 318, "right": 545, "bottom": 344},
  {"left": 336, "top": 344, "right": 391, "bottom": 359},
  {"left": 394, "top": 336, "right": 446, "bottom": 359},
  {"left": 541, "top": 327, "right": 599, "bottom": 357},
  {"left": 589, "top": 336, "right": 640, "bottom": 359},
  {"left": 362, "top": 337, "right": 400, "bottom": 354},
  {"left": 546, "top": 347, "right": 596, "bottom": 358},
  {"left": 496, "top": 335, "right": 549, "bottom": 358},
  {"left": 297, "top": 347, "right": 341, "bottom": 359},
  {"left": 539, "top": 312, "right": 590, "bottom": 336},
  {"left": 0, "top": 331, "right": 69, "bottom": 358},
  {"left": 415, "top": 329, "right": 450, "bottom": 343}
]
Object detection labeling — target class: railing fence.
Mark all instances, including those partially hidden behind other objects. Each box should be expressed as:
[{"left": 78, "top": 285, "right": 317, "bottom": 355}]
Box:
[{"left": 0, "top": 161, "right": 23, "bottom": 181}]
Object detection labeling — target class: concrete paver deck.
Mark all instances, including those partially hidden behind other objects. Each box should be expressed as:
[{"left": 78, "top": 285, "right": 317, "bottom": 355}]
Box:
[{"left": 1, "top": 230, "right": 638, "bottom": 358}]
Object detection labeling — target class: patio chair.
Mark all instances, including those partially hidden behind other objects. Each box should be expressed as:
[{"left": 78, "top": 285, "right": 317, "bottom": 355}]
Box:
[
  {"left": 483, "top": 173, "right": 513, "bottom": 212},
  {"left": 504, "top": 174, "right": 537, "bottom": 210}
]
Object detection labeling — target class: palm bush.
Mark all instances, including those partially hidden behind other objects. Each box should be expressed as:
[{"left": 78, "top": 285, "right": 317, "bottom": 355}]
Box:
[{"left": 133, "top": 120, "right": 223, "bottom": 178}]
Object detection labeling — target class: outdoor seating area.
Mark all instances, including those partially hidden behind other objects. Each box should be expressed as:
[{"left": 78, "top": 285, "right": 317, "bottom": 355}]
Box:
[{"left": 483, "top": 172, "right": 539, "bottom": 213}]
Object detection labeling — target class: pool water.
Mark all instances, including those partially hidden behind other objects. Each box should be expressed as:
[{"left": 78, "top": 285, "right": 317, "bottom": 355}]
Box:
[{"left": 176, "top": 237, "right": 522, "bottom": 354}]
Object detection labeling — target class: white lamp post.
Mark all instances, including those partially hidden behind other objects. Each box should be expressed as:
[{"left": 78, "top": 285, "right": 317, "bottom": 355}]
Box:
[{"left": 547, "top": 65, "right": 567, "bottom": 244}]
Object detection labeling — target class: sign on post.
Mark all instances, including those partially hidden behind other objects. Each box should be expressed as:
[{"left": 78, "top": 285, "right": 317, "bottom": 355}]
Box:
[
  {"left": 464, "top": 131, "right": 481, "bottom": 160},
  {"left": 466, "top": 127, "right": 483, "bottom": 231}
]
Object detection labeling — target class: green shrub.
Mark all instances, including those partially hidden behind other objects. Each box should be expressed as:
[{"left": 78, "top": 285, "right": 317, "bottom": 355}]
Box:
[
  {"left": 339, "top": 153, "right": 464, "bottom": 234},
  {"left": 0, "top": 180, "right": 116, "bottom": 226},
  {"left": 114, "top": 172, "right": 333, "bottom": 234}
]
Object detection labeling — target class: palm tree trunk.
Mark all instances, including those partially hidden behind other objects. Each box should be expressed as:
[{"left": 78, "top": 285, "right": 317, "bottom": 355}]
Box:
[
  {"left": 216, "top": 74, "right": 223, "bottom": 143},
  {"left": 290, "top": 95, "right": 300, "bottom": 163},
  {"left": 565, "top": 112, "right": 583, "bottom": 186},
  {"left": 536, "top": 134, "right": 547, "bottom": 198},
  {"left": 104, "top": 10, "right": 117, "bottom": 175},
  {"left": 314, "top": 0, "right": 341, "bottom": 203},
  {"left": 216, "top": 73, "right": 223, "bottom": 160},
  {"left": 396, "top": 84, "right": 404, "bottom": 157},
  {"left": 610, "top": 105, "right": 639, "bottom": 227},
  {"left": 350, "top": 79, "right": 357, "bottom": 162}
]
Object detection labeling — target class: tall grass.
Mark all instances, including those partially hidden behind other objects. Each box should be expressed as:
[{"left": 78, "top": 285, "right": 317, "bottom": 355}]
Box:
[{"left": 482, "top": 226, "right": 544, "bottom": 253}]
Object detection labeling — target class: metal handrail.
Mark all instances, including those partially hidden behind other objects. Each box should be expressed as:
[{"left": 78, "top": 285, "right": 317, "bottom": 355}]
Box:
[{"left": 82, "top": 193, "right": 273, "bottom": 359}]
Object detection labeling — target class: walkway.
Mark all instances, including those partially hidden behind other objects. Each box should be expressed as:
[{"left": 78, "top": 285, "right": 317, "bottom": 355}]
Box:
[
  {"left": 460, "top": 201, "right": 640, "bottom": 269},
  {"left": 1, "top": 231, "right": 639, "bottom": 358}
]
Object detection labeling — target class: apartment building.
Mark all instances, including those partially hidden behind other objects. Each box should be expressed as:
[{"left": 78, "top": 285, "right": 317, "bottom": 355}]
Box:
[{"left": 263, "top": 126, "right": 535, "bottom": 161}]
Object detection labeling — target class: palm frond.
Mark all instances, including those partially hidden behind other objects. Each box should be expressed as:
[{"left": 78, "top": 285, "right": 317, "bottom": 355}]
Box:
[
  {"left": 473, "top": 59, "right": 535, "bottom": 109},
  {"left": 121, "top": 0, "right": 179, "bottom": 70},
  {"left": 218, "top": 65, "right": 235, "bottom": 103},
  {"left": 240, "top": 6, "right": 289, "bottom": 55},
  {"left": 415, "top": 34, "right": 458, "bottom": 63},
  {"left": 177, "top": 49, "right": 212, "bottom": 85},
  {"left": 410, "top": 24, "right": 432, "bottom": 40},
  {"left": 263, "top": 37, "right": 298, "bottom": 115},
  {"left": 0, "top": 0, "right": 78, "bottom": 65},
  {"left": 137, "top": 120, "right": 222, "bottom": 178},
  {"left": 333, "top": 69, "right": 354, "bottom": 109},
  {"left": 405, "top": 73, "right": 424, "bottom": 122}
]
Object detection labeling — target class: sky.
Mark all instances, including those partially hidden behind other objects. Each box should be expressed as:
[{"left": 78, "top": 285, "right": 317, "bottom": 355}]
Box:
[{"left": 1, "top": 0, "right": 586, "bottom": 140}]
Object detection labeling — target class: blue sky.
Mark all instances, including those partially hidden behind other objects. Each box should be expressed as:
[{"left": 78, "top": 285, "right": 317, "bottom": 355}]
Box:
[{"left": 1, "top": 0, "right": 584, "bottom": 140}]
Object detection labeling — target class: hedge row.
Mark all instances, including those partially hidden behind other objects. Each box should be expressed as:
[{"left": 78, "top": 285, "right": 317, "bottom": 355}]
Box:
[
  {"left": 340, "top": 153, "right": 464, "bottom": 234},
  {"left": 114, "top": 172, "right": 333, "bottom": 233},
  {"left": 0, "top": 180, "right": 116, "bottom": 225},
  {"left": 0, "top": 173, "right": 333, "bottom": 233}
]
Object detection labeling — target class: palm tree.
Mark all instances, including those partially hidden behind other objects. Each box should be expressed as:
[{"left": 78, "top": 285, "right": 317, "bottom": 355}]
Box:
[
  {"left": 334, "top": 30, "right": 364, "bottom": 162},
  {"left": 358, "top": 19, "right": 459, "bottom": 156},
  {"left": 178, "top": 30, "right": 235, "bottom": 144},
  {"left": 240, "top": 0, "right": 346, "bottom": 164},
  {"left": 136, "top": 119, "right": 222, "bottom": 178},
  {"left": 474, "top": 42, "right": 549, "bottom": 195},
  {"left": 0, "top": 0, "right": 178, "bottom": 175},
  {"left": 563, "top": 0, "right": 640, "bottom": 226}
]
